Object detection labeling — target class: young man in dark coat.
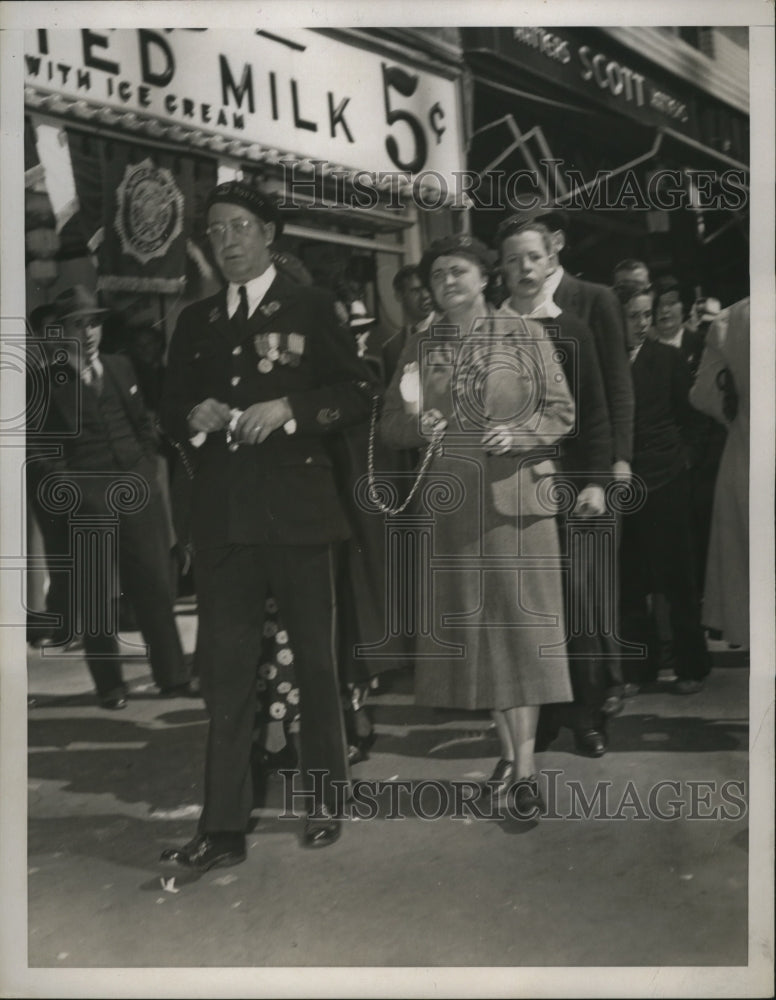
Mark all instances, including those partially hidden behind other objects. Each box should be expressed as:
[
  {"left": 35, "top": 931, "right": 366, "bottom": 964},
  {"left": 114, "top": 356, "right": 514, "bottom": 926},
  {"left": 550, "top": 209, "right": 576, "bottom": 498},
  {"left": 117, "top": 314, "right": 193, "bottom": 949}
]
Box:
[
  {"left": 34, "top": 286, "right": 190, "bottom": 708},
  {"left": 532, "top": 210, "right": 636, "bottom": 752},
  {"left": 539, "top": 210, "right": 634, "bottom": 479},
  {"left": 159, "top": 181, "right": 374, "bottom": 870},
  {"left": 617, "top": 283, "right": 711, "bottom": 693}
]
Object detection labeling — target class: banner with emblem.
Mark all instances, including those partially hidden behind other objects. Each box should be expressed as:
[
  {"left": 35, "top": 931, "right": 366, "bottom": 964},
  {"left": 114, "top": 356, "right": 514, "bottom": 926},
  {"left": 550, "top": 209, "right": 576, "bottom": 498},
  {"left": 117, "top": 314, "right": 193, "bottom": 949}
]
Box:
[{"left": 66, "top": 131, "right": 216, "bottom": 294}]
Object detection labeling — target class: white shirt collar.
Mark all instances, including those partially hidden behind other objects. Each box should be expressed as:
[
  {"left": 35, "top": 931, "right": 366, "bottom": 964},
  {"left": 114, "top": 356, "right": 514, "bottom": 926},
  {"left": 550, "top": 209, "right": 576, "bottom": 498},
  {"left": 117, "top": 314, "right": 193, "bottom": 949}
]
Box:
[
  {"left": 227, "top": 264, "right": 277, "bottom": 319},
  {"left": 69, "top": 350, "right": 103, "bottom": 378},
  {"left": 412, "top": 311, "right": 435, "bottom": 334},
  {"left": 629, "top": 342, "right": 645, "bottom": 364},
  {"left": 498, "top": 297, "right": 561, "bottom": 320},
  {"left": 543, "top": 265, "right": 564, "bottom": 300},
  {"left": 654, "top": 326, "right": 683, "bottom": 349}
]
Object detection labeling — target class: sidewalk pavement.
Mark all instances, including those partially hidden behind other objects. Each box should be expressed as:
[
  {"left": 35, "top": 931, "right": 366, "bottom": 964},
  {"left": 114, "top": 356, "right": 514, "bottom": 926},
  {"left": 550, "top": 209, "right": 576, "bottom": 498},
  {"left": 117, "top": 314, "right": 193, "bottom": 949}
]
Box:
[{"left": 22, "top": 610, "right": 749, "bottom": 972}]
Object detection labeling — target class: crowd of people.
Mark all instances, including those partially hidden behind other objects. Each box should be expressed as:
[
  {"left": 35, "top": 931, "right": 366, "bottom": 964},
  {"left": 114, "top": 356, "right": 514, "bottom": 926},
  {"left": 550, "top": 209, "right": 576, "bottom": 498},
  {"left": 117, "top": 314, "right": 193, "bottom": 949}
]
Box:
[{"left": 26, "top": 180, "right": 750, "bottom": 872}]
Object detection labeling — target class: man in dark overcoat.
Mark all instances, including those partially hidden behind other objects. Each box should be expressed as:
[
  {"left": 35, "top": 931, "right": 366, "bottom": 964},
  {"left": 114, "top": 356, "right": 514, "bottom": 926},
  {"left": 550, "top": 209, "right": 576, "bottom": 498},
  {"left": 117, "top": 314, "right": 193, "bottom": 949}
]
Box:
[
  {"left": 534, "top": 209, "right": 636, "bottom": 754},
  {"left": 34, "top": 286, "right": 190, "bottom": 708},
  {"left": 159, "top": 181, "right": 374, "bottom": 871}
]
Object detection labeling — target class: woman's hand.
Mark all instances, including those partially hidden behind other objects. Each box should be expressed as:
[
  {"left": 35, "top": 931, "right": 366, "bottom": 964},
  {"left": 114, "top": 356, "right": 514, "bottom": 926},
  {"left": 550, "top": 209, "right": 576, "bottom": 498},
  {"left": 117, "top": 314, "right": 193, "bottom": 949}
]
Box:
[
  {"left": 481, "top": 423, "right": 520, "bottom": 456},
  {"left": 399, "top": 361, "right": 421, "bottom": 415},
  {"left": 420, "top": 408, "right": 448, "bottom": 436},
  {"left": 573, "top": 484, "right": 606, "bottom": 517}
]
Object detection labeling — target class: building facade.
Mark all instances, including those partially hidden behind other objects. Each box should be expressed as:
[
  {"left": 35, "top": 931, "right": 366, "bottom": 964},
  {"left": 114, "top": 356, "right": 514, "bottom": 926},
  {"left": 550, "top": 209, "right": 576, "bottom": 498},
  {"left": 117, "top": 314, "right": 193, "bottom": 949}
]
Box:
[
  {"left": 23, "top": 27, "right": 467, "bottom": 339},
  {"left": 460, "top": 25, "right": 750, "bottom": 304}
]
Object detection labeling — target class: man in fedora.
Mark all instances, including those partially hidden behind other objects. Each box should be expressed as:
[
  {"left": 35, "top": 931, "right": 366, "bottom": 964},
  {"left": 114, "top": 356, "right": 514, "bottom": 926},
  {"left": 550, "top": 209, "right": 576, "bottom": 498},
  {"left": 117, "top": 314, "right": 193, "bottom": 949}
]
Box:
[
  {"left": 34, "top": 285, "right": 191, "bottom": 708},
  {"left": 159, "top": 181, "right": 374, "bottom": 871}
]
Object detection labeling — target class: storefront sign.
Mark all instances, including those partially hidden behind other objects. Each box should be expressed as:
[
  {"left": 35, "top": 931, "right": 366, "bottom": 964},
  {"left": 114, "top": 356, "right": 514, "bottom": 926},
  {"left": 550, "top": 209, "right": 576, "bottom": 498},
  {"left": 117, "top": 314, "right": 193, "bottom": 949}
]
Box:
[
  {"left": 24, "top": 28, "right": 463, "bottom": 179},
  {"left": 472, "top": 27, "right": 695, "bottom": 131}
]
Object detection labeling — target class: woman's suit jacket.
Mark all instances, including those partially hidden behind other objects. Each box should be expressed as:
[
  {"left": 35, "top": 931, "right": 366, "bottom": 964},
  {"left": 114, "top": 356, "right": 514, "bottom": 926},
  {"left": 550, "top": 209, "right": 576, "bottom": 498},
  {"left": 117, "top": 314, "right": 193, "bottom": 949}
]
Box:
[{"left": 379, "top": 311, "right": 575, "bottom": 518}]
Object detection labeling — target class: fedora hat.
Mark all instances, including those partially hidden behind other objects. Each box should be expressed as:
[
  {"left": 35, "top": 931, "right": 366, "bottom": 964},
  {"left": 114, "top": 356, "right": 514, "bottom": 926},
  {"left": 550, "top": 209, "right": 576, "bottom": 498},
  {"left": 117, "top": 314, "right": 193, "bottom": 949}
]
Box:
[
  {"left": 51, "top": 285, "right": 108, "bottom": 322},
  {"left": 348, "top": 299, "right": 376, "bottom": 330}
]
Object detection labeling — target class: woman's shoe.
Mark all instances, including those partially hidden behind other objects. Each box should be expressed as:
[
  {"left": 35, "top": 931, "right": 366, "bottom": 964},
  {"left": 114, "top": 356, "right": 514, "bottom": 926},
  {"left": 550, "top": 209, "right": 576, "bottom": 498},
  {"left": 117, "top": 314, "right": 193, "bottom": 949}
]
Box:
[
  {"left": 511, "top": 776, "right": 545, "bottom": 817},
  {"left": 481, "top": 758, "right": 515, "bottom": 802}
]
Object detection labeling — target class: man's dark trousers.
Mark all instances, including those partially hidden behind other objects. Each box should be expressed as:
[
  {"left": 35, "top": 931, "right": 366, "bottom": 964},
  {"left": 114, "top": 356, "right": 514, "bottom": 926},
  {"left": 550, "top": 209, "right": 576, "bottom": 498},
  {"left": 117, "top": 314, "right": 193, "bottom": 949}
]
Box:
[
  {"left": 194, "top": 542, "right": 348, "bottom": 833},
  {"left": 620, "top": 470, "right": 710, "bottom": 683},
  {"left": 83, "top": 483, "right": 187, "bottom": 698}
]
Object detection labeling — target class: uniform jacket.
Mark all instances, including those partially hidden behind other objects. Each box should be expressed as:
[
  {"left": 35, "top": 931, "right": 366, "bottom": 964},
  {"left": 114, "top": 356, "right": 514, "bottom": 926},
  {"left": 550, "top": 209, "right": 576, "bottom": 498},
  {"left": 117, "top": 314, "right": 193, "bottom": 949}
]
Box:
[
  {"left": 630, "top": 338, "right": 694, "bottom": 492},
  {"left": 160, "top": 274, "right": 374, "bottom": 548},
  {"left": 553, "top": 270, "right": 634, "bottom": 464}
]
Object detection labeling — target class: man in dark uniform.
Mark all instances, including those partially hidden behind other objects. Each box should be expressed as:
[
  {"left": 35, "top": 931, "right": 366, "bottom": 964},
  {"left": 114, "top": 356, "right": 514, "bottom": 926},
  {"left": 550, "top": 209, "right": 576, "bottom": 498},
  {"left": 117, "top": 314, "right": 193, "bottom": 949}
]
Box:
[
  {"left": 35, "top": 286, "right": 190, "bottom": 708},
  {"left": 159, "top": 181, "right": 374, "bottom": 871}
]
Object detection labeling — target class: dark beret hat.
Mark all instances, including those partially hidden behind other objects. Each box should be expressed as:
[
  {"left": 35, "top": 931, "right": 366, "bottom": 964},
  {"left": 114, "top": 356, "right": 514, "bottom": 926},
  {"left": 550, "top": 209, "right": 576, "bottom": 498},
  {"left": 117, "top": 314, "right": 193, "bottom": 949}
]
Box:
[
  {"left": 206, "top": 180, "right": 283, "bottom": 236},
  {"left": 419, "top": 234, "right": 494, "bottom": 286}
]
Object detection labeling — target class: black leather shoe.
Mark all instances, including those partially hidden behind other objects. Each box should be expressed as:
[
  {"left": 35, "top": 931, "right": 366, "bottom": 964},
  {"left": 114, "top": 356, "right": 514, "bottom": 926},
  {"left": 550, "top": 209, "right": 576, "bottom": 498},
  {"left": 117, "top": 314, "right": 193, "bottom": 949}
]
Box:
[
  {"left": 34, "top": 632, "right": 83, "bottom": 652},
  {"left": 99, "top": 694, "right": 128, "bottom": 711},
  {"left": 574, "top": 729, "right": 607, "bottom": 758},
  {"left": 511, "top": 776, "right": 545, "bottom": 817},
  {"left": 158, "top": 681, "right": 198, "bottom": 698},
  {"left": 303, "top": 809, "right": 342, "bottom": 848},
  {"left": 601, "top": 695, "right": 624, "bottom": 717},
  {"left": 160, "top": 833, "right": 246, "bottom": 872},
  {"left": 480, "top": 758, "right": 515, "bottom": 802}
]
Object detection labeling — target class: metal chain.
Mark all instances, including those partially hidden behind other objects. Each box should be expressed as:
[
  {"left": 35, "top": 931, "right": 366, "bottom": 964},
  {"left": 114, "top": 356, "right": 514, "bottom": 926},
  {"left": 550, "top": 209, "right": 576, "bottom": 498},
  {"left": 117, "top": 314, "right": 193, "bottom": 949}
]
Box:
[{"left": 366, "top": 394, "right": 445, "bottom": 516}]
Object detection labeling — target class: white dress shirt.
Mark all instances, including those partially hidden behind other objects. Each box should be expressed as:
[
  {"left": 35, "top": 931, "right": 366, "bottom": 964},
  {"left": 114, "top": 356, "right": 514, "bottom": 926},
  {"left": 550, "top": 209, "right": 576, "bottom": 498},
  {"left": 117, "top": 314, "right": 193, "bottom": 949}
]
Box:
[
  {"left": 226, "top": 264, "right": 277, "bottom": 319},
  {"left": 543, "top": 265, "right": 565, "bottom": 304},
  {"left": 654, "top": 326, "right": 684, "bottom": 349},
  {"left": 497, "top": 297, "right": 562, "bottom": 321}
]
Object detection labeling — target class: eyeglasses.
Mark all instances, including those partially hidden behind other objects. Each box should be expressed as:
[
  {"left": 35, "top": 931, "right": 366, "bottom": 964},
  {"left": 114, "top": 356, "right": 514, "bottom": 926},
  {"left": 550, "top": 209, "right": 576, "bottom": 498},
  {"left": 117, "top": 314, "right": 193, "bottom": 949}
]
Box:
[{"left": 206, "top": 218, "right": 257, "bottom": 241}]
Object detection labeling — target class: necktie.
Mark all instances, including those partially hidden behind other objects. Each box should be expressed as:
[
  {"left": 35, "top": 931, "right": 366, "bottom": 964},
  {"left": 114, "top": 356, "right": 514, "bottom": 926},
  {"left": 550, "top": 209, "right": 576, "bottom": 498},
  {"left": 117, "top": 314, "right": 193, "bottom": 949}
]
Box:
[
  {"left": 83, "top": 358, "right": 103, "bottom": 394},
  {"left": 234, "top": 284, "right": 249, "bottom": 338}
]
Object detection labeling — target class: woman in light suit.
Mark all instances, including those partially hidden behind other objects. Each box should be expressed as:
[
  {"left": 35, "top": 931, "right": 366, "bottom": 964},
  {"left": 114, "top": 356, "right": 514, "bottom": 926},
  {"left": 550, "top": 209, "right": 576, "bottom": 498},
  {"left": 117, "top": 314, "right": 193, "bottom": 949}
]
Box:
[{"left": 380, "top": 234, "right": 575, "bottom": 814}]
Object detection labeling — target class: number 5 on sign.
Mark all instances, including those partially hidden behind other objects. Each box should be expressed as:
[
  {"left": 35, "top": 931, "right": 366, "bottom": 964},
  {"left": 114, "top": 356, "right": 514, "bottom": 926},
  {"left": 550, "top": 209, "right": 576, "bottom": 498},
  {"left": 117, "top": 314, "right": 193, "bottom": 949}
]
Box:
[{"left": 382, "top": 63, "right": 445, "bottom": 173}]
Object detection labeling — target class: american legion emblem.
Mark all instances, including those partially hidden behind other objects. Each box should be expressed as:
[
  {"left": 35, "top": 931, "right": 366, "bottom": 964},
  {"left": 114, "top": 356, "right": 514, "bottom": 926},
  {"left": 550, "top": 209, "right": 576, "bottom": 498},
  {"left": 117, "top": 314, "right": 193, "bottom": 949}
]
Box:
[{"left": 114, "top": 158, "right": 184, "bottom": 265}]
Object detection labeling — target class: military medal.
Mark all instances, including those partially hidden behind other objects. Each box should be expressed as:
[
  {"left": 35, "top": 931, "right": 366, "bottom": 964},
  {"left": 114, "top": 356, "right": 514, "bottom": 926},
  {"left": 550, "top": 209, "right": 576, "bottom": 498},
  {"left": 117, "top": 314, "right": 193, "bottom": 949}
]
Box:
[{"left": 258, "top": 357, "right": 273, "bottom": 374}]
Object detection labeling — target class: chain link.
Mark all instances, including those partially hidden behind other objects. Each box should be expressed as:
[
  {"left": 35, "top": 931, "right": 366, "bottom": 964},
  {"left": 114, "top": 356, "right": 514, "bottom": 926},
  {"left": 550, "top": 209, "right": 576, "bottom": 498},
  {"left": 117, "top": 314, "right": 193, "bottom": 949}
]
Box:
[{"left": 366, "top": 394, "right": 445, "bottom": 516}]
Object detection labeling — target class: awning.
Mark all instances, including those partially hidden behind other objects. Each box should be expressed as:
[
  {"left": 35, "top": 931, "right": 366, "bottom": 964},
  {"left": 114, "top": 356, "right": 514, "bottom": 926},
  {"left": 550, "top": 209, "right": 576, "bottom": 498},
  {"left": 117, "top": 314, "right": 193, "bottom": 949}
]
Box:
[
  {"left": 24, "top": 85, "right": 455, "bottom": 211},
  {"left": 657, "top": 125, "right": 749, "bottom": 175},
  {"left": 469, "top": 73, "right": 749, "bottom": 183}
]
